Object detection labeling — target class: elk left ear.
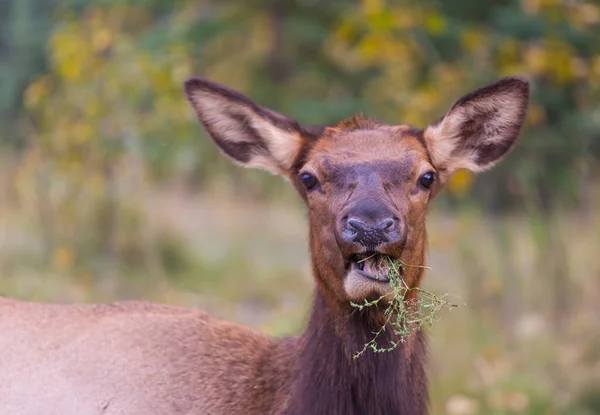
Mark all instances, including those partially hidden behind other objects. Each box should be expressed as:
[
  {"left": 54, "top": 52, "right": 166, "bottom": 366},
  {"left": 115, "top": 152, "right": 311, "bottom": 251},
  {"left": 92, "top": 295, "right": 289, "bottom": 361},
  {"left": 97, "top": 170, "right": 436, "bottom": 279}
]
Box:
[
  {"left": 184, "top": 77, "right": 321, "bottom": 177},
  {"left": 423, "top": 77, "right": 529, "bottom": 181}
]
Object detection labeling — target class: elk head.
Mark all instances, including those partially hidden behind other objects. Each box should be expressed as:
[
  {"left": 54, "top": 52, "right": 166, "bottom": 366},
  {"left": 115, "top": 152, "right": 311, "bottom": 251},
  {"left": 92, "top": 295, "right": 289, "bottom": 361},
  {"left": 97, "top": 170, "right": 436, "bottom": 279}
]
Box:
[{"left": 185, "top": 77, "right": 529, "bottom": 310}]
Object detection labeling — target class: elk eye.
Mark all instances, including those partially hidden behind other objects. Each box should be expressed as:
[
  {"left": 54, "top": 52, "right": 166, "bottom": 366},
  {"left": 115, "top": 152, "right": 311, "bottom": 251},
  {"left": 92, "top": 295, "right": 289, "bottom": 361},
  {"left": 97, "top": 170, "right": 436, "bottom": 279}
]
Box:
[
  {"left": 299, "top": 172, "right": 318, "bottom": 190},
  {"left": 419, "top": 172, "right": 435, "bottom": 189}
]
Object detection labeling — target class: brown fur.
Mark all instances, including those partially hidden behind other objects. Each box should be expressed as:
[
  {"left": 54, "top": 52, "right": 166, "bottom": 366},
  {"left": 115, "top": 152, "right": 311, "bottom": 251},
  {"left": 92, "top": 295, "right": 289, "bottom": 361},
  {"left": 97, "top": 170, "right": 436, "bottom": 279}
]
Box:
[
  {"left": 334, "top": 114, "right": 382, "bottom": 130},
  {"left": 0, "top": 77, "right": 529, "bottom": 414}
]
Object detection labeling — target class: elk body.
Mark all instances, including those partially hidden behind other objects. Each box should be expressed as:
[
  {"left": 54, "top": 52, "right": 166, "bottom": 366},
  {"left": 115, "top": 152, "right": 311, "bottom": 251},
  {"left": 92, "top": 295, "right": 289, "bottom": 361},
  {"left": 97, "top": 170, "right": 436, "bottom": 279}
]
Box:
[{"left": 0, "top": 77, "right": 529, "bottom": 415}]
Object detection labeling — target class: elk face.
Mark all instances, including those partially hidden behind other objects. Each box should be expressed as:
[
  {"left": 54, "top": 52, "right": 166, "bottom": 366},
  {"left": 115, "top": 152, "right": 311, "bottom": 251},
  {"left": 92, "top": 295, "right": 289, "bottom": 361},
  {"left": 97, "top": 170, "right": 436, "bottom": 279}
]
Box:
[
  {"left": 298, "top": 123, "right": 435, "bottom": 302},
  {"left": 185, "top": 77, "right": 529, "bottom": 304}
]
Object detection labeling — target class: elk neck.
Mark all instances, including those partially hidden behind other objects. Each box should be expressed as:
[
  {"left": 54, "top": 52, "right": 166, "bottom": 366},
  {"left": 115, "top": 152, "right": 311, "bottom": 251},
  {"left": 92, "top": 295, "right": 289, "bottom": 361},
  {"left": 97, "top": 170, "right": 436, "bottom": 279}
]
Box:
[{"left": 283, "top": 280, "right": 429, "bottom": 414}]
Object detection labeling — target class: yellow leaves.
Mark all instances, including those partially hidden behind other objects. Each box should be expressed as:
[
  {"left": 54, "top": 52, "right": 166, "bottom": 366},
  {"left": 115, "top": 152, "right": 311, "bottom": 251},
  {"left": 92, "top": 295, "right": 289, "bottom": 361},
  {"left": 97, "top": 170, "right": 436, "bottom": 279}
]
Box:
[
  {"left": 357, "top": 33, "right": 389, "bottom": 62},
  {"left": 20, "top": 1, "right": 204, "bottom": 233},
  {"left": 524, "top": 45, "right": 548, "bottom": 75},
  {"left": 362, "top": 0, "right": 382, "bottom": 14},
  {"left": 497, "top": 39, "right": 520, "bottom": 70},
  {"left": 335, "top": 18, "right": 358, "bottom": 43},
  {"left": 448, "top": 170, "right": 475, "bottom": 198},
  {"left": 51, "top": 28, "right": 88, "bottom": 82},
  {"left": 150, "top": 69, "right": 173, "bottom": 94},
  {"left": 367, "top": 12, "right": 396, "bottom": 31},
  {"left": 59, "top": 59, "right": 82, "bottom": 81},
  {"left": 48, "top": 6, "right": 149, "bottom": 85},
  {"left": 460, "top": 29, "right": 487, "bottom": 53},
  {"left": 523, "top": 41, "right": 582, "bottom": 84},
  {"left": 341, "top": 0, "right": 599, "bottom": 116},
  {"left": 31, "top": 6, "right": 191, "bottom": 138},
  {"left": 546, "top": 44, "right": 578, "bottom": 84},
  {"left": 424, "top": 13, "right": 447, "bottom": 35},
  {"left": 500, "top": 36, "right": 590, "bottom": 86},
  {"left": 332, "top": 3, "right": 425, "bottom": 70}
]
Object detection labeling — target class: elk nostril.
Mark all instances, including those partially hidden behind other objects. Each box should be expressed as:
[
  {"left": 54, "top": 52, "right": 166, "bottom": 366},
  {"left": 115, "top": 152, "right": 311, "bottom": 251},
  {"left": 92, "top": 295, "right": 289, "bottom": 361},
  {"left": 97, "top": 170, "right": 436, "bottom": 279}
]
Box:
[
  {"left": 347, "top": 219, "right": 365, "bottom": 231},
  {"left": 379, "top": 218, "right": 395, "bottom": 230}
]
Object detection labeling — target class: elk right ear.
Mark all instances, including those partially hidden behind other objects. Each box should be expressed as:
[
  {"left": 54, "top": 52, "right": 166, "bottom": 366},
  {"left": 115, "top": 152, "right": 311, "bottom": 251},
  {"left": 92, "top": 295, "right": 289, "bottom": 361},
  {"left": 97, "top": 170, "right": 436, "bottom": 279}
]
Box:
[
  {"left": 185, "top": 77, "right": 318, "bottom": 176},
  {"left": 423, "top": 77, "right": 529, "bottom": 182}
]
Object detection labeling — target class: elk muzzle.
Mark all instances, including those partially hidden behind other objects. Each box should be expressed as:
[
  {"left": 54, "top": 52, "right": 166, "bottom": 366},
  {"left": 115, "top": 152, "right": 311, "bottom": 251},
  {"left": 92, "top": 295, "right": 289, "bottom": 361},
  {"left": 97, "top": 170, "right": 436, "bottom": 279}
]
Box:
[{"left": 340, "top": 198, "right": 402, "bottom": 250}]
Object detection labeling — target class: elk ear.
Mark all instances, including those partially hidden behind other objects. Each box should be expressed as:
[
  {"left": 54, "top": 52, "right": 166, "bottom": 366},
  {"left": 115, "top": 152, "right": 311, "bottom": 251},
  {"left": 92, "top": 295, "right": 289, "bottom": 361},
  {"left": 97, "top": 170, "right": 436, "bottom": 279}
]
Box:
[
  {"left": 184, "top": 77, "right": 318, "bottom": 176},
  {"left": 423, "top": 77, "right": 529, "bottom": 181}
]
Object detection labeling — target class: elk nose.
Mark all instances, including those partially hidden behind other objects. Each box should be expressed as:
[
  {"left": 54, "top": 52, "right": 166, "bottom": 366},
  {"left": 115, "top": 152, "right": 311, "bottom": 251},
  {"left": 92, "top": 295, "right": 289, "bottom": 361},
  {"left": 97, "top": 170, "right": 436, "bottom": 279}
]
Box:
[{"left": 343, "top": 217, "right": 400, "bottom": 247}]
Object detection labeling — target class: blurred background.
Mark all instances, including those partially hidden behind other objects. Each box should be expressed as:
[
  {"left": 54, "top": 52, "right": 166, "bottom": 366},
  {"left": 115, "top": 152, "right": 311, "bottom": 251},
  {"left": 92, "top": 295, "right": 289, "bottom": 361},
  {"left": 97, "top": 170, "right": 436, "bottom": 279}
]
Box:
[{"left": 0, "top": 0, "right": 599, "bottom": 413}]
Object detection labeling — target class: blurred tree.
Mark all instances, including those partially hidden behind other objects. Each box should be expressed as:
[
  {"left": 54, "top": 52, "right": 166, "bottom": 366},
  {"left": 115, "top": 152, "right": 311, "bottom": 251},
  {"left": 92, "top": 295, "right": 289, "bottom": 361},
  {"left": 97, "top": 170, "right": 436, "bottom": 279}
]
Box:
[
  {"left": 1, "top": 0, "right": 599, "bottom": 210},
  {"left": 21, "top": 4, "right": 196, "bottom": 267}
]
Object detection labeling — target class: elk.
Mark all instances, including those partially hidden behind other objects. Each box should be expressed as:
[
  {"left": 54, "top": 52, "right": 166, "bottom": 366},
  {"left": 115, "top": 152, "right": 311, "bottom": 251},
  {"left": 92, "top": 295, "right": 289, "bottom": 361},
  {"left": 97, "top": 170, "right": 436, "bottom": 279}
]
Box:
[{"left": 0, "top": 77, "right": 529, "bottom": 414}]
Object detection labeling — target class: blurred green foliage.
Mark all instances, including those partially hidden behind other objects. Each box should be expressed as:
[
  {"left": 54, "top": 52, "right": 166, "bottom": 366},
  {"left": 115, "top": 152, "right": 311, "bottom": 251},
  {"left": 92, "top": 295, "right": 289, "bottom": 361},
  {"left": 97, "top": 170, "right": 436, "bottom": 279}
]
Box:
[{"left": 1, "top": 0, "right": 599, "bottom": 209}]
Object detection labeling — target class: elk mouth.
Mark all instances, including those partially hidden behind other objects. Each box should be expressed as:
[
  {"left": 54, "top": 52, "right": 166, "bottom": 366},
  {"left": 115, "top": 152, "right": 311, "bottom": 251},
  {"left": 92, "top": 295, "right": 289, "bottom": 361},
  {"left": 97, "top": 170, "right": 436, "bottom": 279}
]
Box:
[{"left": 350, "top": 253, "right": 403, "bottom": 283}]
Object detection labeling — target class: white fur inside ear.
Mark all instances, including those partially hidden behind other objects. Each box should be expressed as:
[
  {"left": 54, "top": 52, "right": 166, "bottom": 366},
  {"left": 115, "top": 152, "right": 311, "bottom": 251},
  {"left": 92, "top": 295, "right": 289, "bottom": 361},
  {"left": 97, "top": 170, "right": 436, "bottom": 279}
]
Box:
[
  {"left": 424, "top": 81, "right": 528, "bottom": 176},
  {"left": 187, "top": 87, "right": 302, "bottom": 175},
  {"left": 250, "top": 118, "right": 302, "bottom": 172},
  {"left": 424, "top": 121, "right": 480, "bottom": 173}
]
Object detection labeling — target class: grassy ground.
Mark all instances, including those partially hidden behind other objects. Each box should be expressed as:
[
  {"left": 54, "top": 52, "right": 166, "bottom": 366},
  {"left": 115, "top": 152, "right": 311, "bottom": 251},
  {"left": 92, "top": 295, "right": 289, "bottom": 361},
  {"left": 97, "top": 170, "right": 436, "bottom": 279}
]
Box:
[{"left": 0, "top": 187, "right": 598, "bottom": 414}]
